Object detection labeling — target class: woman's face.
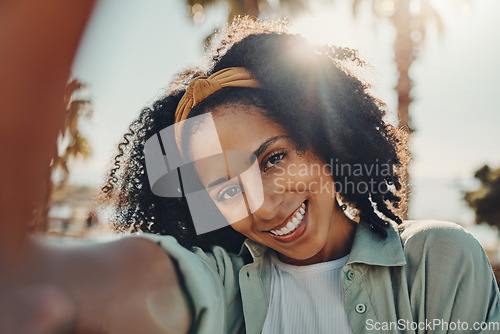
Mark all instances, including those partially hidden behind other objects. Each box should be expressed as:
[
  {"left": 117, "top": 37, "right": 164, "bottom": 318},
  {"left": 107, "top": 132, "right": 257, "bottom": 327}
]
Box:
[{"left": 189, "top": 104, "right": 356, "bottom": 265}]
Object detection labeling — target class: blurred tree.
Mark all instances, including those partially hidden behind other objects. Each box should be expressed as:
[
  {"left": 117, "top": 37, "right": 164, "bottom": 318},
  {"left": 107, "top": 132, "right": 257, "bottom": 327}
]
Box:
[
  {"left": 185, "top": 0, "right": 307, "bottom": 24},
  {"left": 352, "top": 0, "right": 447, "bottom": 218},
  {"left": 52, "top": 79, "right": 93, "bottom": 188},
  {"left": 465, "top": 165, "right": 500, "bottom": 229},
  {"left": 353, "top": 0, "right": 444, "bottom": 132},
  {"left": 32, "top": 79, "right": 93, "bottom": 232}
]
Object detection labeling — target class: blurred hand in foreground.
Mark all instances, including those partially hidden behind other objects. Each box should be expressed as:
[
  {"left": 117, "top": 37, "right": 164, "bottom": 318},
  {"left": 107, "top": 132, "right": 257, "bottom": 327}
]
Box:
[{"left": 0, "top": 1, "right": 192, "bottom": 333}]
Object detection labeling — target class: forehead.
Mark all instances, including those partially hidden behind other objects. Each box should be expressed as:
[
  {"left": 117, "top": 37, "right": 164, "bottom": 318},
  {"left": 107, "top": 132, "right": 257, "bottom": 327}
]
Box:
[{"left": 189, "top": 104, "right": 287, "bottom": 158}]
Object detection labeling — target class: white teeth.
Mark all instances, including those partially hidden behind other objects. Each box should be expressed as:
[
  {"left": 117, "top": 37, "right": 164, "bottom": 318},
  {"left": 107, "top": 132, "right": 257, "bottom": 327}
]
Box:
[{"left": 269, "top": 202, "right": 308, "bottom": 236}]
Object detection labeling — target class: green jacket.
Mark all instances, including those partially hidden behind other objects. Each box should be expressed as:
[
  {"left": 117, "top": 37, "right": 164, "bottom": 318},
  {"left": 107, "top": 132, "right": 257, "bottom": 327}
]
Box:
[{"left": 142, "top": 220, "right": 500, "bottom": 333}]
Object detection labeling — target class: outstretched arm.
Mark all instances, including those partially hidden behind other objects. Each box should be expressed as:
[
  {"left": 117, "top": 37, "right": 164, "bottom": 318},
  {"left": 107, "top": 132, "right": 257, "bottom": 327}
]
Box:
[
  {"left": 0, "top": 0, "right": 96, "bottom": 263},
  {"left": 1, "top": 1, "right": 97, "bottom": 332},
  {"left": 0, "top": 1, "right": 192, "bottom": 333}
]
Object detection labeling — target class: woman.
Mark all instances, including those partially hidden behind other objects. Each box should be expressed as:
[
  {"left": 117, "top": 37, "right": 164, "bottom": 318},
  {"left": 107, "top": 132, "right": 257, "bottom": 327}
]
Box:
[{"left": 102, "top": 19, "right": 499, "bottom": 333}]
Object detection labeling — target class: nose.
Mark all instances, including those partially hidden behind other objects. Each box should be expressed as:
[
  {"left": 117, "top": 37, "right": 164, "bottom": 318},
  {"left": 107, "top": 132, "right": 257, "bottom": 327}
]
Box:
[{"left": 252, "top": 176, "right": 285, "bottom": 222}]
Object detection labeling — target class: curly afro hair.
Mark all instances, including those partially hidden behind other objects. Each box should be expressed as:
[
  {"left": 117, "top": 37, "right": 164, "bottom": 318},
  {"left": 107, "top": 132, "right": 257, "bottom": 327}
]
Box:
[{"left": 101, "top": 18, "right": 408, "bottom": 253}]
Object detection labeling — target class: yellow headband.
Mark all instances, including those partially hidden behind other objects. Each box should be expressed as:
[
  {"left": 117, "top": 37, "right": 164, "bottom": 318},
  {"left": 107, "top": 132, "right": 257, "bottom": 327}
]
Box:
[{"left": 174, "top": 67, "right": 261, "bottom": 123}]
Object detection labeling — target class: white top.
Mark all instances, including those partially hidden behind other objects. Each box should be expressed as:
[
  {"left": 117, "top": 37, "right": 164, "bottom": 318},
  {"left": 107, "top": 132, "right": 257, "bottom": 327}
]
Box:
[{"left": 261, "top": 251, "right": 354, "bottom": 334}]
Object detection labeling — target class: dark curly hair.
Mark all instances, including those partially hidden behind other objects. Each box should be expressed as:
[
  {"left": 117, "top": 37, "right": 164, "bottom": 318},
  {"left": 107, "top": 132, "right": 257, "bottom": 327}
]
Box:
[{"left": 101, "top": 18, "right": 408, "bottom": 254}]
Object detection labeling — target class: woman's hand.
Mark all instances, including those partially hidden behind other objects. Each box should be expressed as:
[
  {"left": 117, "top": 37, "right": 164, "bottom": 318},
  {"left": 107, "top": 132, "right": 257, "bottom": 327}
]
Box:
[
  {"left": 0, "top": 1, "right": 191, "bottom": 332},
  {"left": 0, "top": 280, "right": 77, "bottom": 334},
  {"left": 37, "top": 237, "right": 193, "bottom": 334},
  {"left": 1, "top": 237, "right": 192, "bottom": 333}
]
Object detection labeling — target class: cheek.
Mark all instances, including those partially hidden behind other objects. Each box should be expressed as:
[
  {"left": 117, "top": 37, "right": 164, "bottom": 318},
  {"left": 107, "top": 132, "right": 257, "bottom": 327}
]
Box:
[
  {"left": 278, "top": 161, "right": 336, "bottom": 196},
  {"left": 212, "top": 198, "right": 249, "bottom": 226},
  {"left": 228, "top": 217, "right": 255, "bottom": 236}
]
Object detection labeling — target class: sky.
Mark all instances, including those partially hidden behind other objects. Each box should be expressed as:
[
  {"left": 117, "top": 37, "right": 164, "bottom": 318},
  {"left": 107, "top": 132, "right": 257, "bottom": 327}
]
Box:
[{"left": 71, "top": 0, "right": 500, "bottom": 230}]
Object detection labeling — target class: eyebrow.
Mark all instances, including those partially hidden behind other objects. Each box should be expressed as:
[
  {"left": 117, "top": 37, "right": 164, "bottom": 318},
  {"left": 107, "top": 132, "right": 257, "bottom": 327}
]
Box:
[
  {"left": 206, "top": 135, "right": 288, "bottom": 189},
  {"left": 208, "top": 177, "right": 229, "bottom": 189},
  {"left": 253, "top": 135, "right": 288, "bottom": 159}
]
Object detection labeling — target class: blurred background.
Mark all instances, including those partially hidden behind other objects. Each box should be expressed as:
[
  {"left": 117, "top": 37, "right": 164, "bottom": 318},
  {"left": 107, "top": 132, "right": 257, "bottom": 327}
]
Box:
[{"left": 46, "top": 0, "right": 500, "bottom": 269}]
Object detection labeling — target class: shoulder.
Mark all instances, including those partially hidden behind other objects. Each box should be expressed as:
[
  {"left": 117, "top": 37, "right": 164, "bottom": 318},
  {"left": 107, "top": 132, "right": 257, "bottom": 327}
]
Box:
[
  {"left": 398, "top": 220, "right": 494, "bottom": 283},
  {"left": 136, "top": 234, "right": 244, "bottom": 332},
  {"left": 396, "top": 223, "right": 500, "bottom": 325},
  {"left": 399, "top": 219, "right": 482, "bottom": 255},
  {"left": 192, "top": 245, "right": 247, "bottom": 279},
  {"left": 399, "top": 219, "right": 470, "bottom": 239},
  {"left": 136, "top": 233, "right": 244, "bottom": 276}
]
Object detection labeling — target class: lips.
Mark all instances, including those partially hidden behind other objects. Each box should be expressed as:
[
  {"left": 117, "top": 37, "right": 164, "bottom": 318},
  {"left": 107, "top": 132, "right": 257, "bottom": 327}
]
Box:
[{"left": 268, "top": 201, "right": 307, "bottom": 236}]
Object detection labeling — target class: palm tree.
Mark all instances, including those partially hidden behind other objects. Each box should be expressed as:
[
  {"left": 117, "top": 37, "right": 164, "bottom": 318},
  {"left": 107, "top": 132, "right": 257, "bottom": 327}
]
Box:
[
  {"left": 52, "top": 79, "right": 93, "bottom": 188},
  {"left": 185, "top": 0, "right": 307, "bottom": 24},
  {"left": 352, "top": 0, "right": 442, "bottom": 132},
  {"left": 351, "top": 0, "right": 446, "bottom": 217},
  {"left": 32, "top": 79, "right": 93, "bottom": 232}
]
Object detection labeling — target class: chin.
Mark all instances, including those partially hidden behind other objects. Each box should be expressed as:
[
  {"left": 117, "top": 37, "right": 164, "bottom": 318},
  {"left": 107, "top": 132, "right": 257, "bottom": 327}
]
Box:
[{"left": 280, "top": 245, "right": 323, "bottom": 261}]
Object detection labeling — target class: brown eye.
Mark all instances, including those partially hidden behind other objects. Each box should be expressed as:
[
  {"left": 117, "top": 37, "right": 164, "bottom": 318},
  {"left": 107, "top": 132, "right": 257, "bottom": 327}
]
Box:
[
  {"left": 217, "top": 185, "right": 242, "bottom": 201},
  {"left": 264, "top": 151, "right": 287, "bottom": 172}
]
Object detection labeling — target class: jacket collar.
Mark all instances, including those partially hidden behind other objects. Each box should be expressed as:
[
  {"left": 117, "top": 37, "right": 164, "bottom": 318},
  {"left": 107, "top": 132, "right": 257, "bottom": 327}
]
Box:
[
  {"left": 346, "top": 220, "right": 406, "bottom": 267},
  {"left": 239, "top": 238, "right": 267, "bottom": 259},
  {"left": 239, "top": 220, "right": 406, "bottom": 267}
]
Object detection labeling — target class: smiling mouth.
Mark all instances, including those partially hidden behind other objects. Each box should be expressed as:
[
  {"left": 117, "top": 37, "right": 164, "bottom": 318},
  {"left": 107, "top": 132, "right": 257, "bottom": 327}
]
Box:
[{"left": 268, "top": 201, "right": 307, "bottom": 236}]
